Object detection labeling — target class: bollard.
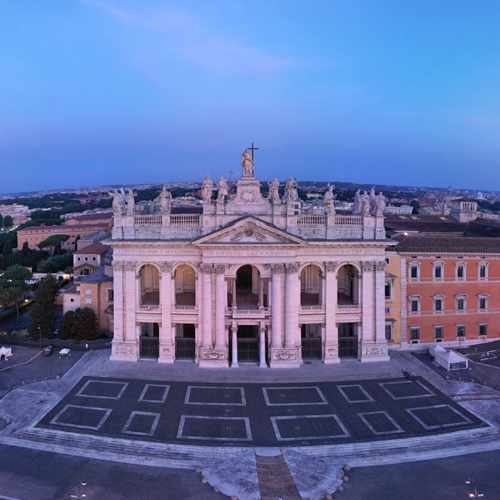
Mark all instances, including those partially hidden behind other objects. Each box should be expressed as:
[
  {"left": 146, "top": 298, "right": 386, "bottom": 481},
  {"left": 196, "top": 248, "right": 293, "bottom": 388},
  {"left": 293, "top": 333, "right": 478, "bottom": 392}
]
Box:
[
  {"left": 202, "top": 478, "right": 208, "bottom": 484},
  {"left": 343, "top": 464, "right": 351, "bottom": 471},
  {"left": 343, "top": 476, "right": 349, "bottom": 482},
  {"left": 195, "top": 467, "right": 202, "bottom": 473},
  {"left": 213, "top": 487, "right": 220, "bottom": 493}
]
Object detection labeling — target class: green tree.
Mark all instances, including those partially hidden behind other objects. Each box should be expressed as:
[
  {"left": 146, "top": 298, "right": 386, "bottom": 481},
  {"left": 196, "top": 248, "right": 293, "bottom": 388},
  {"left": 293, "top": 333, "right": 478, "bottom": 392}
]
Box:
[
  {"left": 39, "top": 252, "right": 73, "bottom": 273},
  {"left": 58, "top": 310, "right": 75, "bottom": 340},
  {"left": 2, "top": 240, "right": 12, "bottom": 256},
  {"left": 58, "top": 307, "right": 99, "bottom": 342},
  {"left": 410, "top": 201, "right": 421, "bottom": 214},
  {"left": 38, "top": 234, "right": 70, "bottom": 255},
  {"left": 3, "top": 215, "right": 13, "bottom": 229},
  {"left": 74, "top": 234, "right": 80, "bottom": 250},
  {"left": 0, "top": 214, "right": 3, "bottom": 227},
  {"left": 22, "top": 241, "right": 30, "bottom": 258},
  {"left": 0, "top": 264, "right": 32, "bottom": 318},
  {"left": 29, "top": 274, "right": 59, "bottom": 338}
]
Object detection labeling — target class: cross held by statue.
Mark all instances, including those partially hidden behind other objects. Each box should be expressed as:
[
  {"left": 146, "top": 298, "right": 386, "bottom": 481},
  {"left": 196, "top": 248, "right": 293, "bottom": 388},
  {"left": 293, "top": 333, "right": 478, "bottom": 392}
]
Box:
[{"left": 248, "top": 142, "right": 259, "bottom": 160}]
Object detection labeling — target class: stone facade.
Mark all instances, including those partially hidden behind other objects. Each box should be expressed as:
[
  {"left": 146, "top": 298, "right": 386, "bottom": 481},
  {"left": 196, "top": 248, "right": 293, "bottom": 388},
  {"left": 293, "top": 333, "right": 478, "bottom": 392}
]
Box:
[{"left": 108, "top": 155, "right": 392, "bottom": 367}]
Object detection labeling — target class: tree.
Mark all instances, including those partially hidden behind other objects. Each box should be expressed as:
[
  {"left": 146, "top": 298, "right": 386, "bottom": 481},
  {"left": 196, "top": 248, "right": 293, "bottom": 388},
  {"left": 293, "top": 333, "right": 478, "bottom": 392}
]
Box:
[
  {"left": 410, "top": 201, "right": 421, "bottom": 214},
  {"left": 0, "top": 214, "right": 3, "bottom": 228},
  {"left": 22, "top": 241, "right": 30, "bottom": 258},
  {"left": 74, "top": 234, "right": 80, "bottom": 250},
  {"left": 2, "top": 240, "right": 12, "bottom": 256},
  {"left": 58, "top": 310, "right": 75, "bottom": 340},
  {"left": 58, "top": 307, "right": 99, "bottom": 342},
  {"left": 39, "top": 252, "right": 73, "bottom": 273},
  {"left": 38, "top": 234, "right": 70, "bottom": 256},
  {"left": 3, "top": 215, "right": 13, "bottom": 229},
  {"left": 29, "top": 274, "right": 58, "bottom": 338},
  {"left": 0, "top": 264, "right": 32, "bottom": 318}
]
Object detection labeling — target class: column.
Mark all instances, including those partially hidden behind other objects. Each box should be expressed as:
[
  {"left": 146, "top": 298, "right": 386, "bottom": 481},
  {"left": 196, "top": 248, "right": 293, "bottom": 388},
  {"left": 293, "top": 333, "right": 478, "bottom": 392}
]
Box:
[
  {"left": 324, "top": 262, "right": 340, "bottom": 363},
  {"left": 200, "top": 264, "right": 213, "bottom": 348},
  {"left": 111, "top": 262, "right": 124, "bottom": 343},
  {"left": 271, "top": 264, "right": 284, "bottom": 347},
  {"left": 361, "top": 261, "right": 375, "bottom": 342},
  {"left": 285, "top": 263, "right": 300, "bottom": 348},
  {"left": 232, "top": 277, "right": 237, "bottom": 308},
  {"left": 258, "top": 276, "right": 264, "bottom": 308},
  {"left": 259, "top": 322, "right": 266, "bottom": 367},
  {"left": 231, "top": 321, "right": 238, "bottom": 367},
  {"left": 375, "top": 261, "right": 389, "bottom": 344},
  {"left": 159, "top": 262, "right": 174, "bottom": 363},
  {"left": 215, "top": 264, "right": 227, "bottom": 349},
  {"left": 125, "top": 262, "right": 139, "bottom": 359}
]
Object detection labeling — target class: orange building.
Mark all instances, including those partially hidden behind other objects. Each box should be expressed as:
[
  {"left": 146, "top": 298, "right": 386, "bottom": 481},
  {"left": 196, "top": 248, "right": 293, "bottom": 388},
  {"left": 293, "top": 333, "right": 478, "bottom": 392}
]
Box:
[
  {"left": 64, "top": 213, "right": 113, "bottom": 226},
  {"left": 398, "top": 236, "right": 500, "bottom": 347}
]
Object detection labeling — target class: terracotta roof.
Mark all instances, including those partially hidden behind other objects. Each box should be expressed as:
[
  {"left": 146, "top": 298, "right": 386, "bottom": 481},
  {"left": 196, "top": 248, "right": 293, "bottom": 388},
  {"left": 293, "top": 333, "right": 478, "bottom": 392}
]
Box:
[
  {"left": 17, "top": 223, "right": 109, "bottom": 233},
  {"left": 384, "top": 214, "right": 466, "bottom": 234},
  {"left": 396, "top": 236, "right": 500, "bottom": 254},
  {"left": 465, "top": 219, "right": 500, "bottom": 238},
  {"left": 65, "top": 213, "right": 112, "bottom": 221},
  {"left": 73, "top": 243, "right": 111, "bottom": 255}
]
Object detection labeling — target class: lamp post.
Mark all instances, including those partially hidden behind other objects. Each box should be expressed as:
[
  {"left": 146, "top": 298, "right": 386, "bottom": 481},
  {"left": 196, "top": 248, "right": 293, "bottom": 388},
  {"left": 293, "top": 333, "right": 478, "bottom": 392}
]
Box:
[
  {"left": 466, "top": 479, "right": 484, "bottom": 498},
  {"left": 38, "top": 324, "right": 41, "bottom": 351},
  {"left": 70, "top": 480, "right": 87, "bottom": 499}
]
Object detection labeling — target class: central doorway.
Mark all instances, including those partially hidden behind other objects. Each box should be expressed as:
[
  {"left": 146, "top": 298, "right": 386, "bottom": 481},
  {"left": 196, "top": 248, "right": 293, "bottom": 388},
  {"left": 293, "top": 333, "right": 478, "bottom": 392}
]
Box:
[
  {"left": 338, "top": 323, "right": 358, "bottom": 358},
  {"left": 301, "top": 324, "right": 322, "bottom": 360},
  {"left": 237, "top": 325, "right": 259, "bottom": 362},
  {"left": 236, "top": 265, "right": 253, "bottom": 291},
  {"left": 139, "top": 323, "right": 159, "bottom": 359}
]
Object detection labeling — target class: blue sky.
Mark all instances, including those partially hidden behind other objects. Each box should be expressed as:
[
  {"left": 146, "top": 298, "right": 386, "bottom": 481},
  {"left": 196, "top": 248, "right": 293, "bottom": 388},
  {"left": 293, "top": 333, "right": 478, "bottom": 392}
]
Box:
[{"left": 1, "top": 0, "right": 500, "bottom": 194}]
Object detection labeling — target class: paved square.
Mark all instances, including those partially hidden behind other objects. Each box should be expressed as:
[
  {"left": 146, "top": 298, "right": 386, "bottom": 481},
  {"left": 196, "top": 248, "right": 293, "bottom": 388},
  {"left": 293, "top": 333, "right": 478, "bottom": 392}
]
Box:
[
  {"left": 406, "top": 404, "right": 473, "bottom": 430},
  {"left": 50, "top": 405, "right": 112, "bottom": 431},
  {"left": 262, "top": 386, "right": 328, "bottom": 406},
  {"left": 76, "top": 380, "right": 128, "bottom": 400},
  {"left": 37, "top": 376, "right": 484, "bottom": 446},
  {"left": 177, "top": 416, "right": 252, "bottom": 441},
  {"left": 185, "top": 386, "right": 246, "bottom": 406}
]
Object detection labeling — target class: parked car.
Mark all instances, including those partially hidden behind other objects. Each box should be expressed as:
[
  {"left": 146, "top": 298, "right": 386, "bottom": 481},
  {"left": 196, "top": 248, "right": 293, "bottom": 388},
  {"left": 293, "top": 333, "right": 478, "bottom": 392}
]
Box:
[{"left": 43, "top": 345, "right": 53, "bottom": 356}]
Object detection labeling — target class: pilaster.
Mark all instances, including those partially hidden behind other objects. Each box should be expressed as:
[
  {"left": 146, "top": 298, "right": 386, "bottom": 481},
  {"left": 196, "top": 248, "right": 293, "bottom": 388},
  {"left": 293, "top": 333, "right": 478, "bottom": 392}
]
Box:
[
  {"left": 158, "top": 262, "right": 174, "bottom": 363},
  {"left": 323, "top": 262, "right": 340, "bottom": 364}
]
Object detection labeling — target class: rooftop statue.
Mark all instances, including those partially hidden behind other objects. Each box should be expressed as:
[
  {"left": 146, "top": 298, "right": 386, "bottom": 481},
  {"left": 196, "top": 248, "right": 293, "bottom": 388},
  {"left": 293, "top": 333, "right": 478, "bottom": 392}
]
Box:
[
  {"left": 241, "top": 148, "right": 254, "bottom": 177},
  {"left": 201, "top": 174, "right": 213, "bottom": 203},
  {"left": 217, "top": 176, "right": 229, "bottom": 202},
  {"left": 353, "top": 189, "right": 362, "bottom": 214},
  {"left": 109, "top": 189, "right": 125, "bottom": 215},
  {"left": 155, "top": 186, "right": 172, "bottom": 213},
  {"left": 361, "top": 191, "right": 370, "bottom": 216},
  {"left": 324, "top": 185, "right": 336, "bottom": 215},
  {"left": 125, "top": 188, "right": 136, "bottom": 216},
  {"left": 376, "top": 192, "right": 386, "bottom": 217},
  {"left": 268, "top": 177, "right": 281, "bottom": 203},
  {"left": 284, "top": 177, "right": 298, "bottom": 203}
]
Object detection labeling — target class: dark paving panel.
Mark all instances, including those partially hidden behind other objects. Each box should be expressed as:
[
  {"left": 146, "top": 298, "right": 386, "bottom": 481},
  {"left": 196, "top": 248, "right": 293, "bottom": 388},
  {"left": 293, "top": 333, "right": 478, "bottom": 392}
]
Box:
[
  {"left": 263, "top": 386, "right": 327, "bottom": 406},
  {"left": 178, "top": 416, "right": 251, "bottom": 441},
  {"left": 76, "top": 380, "right": 128, "bottom": 399},
  {"left": 37, "top": 375, "right": 485, "bottom": 447},
  {"left": 185, "top": 386, "right": 245, "bottom": 405},
  {"left": 407, "top": 405, "right": 472, "bottom": 430},
  {"left": 271, "top": 414, "right": 349, "bottom": 441}
]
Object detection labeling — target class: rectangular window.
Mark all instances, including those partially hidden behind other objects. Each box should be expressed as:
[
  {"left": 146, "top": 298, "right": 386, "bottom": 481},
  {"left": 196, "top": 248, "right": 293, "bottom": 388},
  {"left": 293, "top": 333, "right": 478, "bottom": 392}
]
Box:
[
  {"left": 457, "top": 266, "right": 464, "bottom": 278},
  {"left": 479, "top": 324, "right": 487, "bottom": 336},
  {"left": 410, "top": 328, "right": 420, "bottom": 340},
  {"left": 435, "top": 299, "right": 442, "bottom": 311},
  {"left": 70, "top": 298, "right": 74, "bottom": 303},
  {"left": 457, "top": 325, "right": 465, "bottom": 337},
  {"left": 86, "top": 298, "right": 91, "bottom": 304},
  {"left": 480, "top": 298, "right": 486, "bottom": 309},
  {"left": 410, "top": 266, "right": 418, "bottom": 278},
  {"left": 457, "top": 299, "right": 464, "bottom": 310},
  {"left": 434, "top": 266, "right": 442, "bottom": 278},
  {"left": 107, "top": 289, "right": 114, "bottom": 301},
  {"left": 385, "top": 324, "right": 392, "bottom": 340},
  {"left": 435, "top": 327, "right": 443, "bottom": 339},
  {"left": 85, "top": 290, "right": 91, "bottom": 295},
  {"left": 411, "top": 300, "right": 418, "bottom": 312},
  {"left": 480, "top": 266, "right": 486, "bottom": 278}
]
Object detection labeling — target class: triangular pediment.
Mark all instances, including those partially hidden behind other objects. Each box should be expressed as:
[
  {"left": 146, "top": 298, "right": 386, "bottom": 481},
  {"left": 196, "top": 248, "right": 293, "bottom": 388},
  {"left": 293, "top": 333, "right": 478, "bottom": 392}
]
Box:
[{"left": 193, "top": 217, "right": 305, "bottom": 246}]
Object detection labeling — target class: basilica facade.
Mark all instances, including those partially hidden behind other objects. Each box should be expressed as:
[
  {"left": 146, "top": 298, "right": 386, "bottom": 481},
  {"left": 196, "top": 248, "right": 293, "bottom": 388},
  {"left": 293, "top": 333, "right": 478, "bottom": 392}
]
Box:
[{"left": 108, "top": 152, "right": 392, "bottom": 368}]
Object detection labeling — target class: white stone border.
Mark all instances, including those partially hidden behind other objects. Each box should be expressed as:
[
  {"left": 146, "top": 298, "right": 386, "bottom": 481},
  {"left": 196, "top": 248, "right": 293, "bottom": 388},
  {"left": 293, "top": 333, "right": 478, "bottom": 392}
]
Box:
[
  {"left": 76, "top": 380, "right": 129, "bottom": 400},
  {"left": 138, "top": 384, "right": 170, "bottom": 403},
  {"left": 337, "top": 384, "right": 375, "bottom": 403},
  {"left": 50, "top": 404, "right": 112, "bottom": 431},
  {"left": 262, "top": 386, "right": 328, "bottom": 406},
  {"left": 379, "top": 380, "right": 435, "bottom": 400},
  {"left": 177, "top": 415, "right": 253, "bottom": 441},
  {"left": 358, "top": 411, "right": 405, "bottom": 436},
  {"left": 184, "top": 386, "right": 246, "bottom": 406},
  {"left": 122, "top": 411, "right": 161, "bottom": 436},
  {"left": 406, "top": 404, "right": 473, "bottom": 430},
  {"left": 271, "top": 414, "right": 350, "bottom": 441}
]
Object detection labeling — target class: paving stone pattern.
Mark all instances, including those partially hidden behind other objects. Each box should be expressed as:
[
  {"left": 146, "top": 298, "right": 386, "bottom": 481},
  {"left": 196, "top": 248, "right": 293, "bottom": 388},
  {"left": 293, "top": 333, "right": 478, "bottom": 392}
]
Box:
[
  {"left": 36, "top": 375, "right": 484, "bottom": 447},
  {"left": 256, "top": 454, "right": 302, "bottom": 499}
]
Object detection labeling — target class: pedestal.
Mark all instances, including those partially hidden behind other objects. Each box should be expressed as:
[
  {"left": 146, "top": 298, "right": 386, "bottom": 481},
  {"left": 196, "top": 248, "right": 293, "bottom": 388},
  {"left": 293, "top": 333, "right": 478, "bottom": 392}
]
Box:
[
  {"left": 359, "top": 342, "right": 390, "bottom": 362},
  {"left": 198, "top": 347, "right": 229, "bottom": 368},
  {"left": 158, "top": 343, "right": 175, "bottom": 363},
  {"left": 269, "top": 347, "right": 301, "bottom": 368},
  {"left": 110, "top": 341, "right": 139, "bottom": 362},
  {"left": 323, "top": 344, "right": 341, "bottom": 364}
]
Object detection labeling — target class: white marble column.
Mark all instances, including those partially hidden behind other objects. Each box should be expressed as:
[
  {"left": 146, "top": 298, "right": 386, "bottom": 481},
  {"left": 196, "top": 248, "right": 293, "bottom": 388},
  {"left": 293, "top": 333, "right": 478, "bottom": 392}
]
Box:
[
  {"left": 285, "top": 263, "right": 300, "bottom": 348},
  {"left": 259, "top": 322, "right": 267, "bottom": 367},
  {"left": 159, "top": 262, "right": 174, "bottom": 363},
  {"left": 215, "top": 264, "right": 227, "bottom": 349},
  {"left": 125, "top": 262, "right": 139, "bottom": 359},
  {"left": 231, "top": 321, "right": 238, "bottom": 367},
  {"left": 111, "top": 262, "right": 124, "bottom": 343},
  {"left": 271, "top": 264, "right": 284, "bottom": 347},
  {"left": 232, "top": 278, "right": 237, "bottom": 308},
  {"left": 361, "top": 261, "right": 375, "bottom": 342},
  {"left": 258, "top": 276, "right": 264, "bottom": 308},
  {"left": 200, "top": 264, "right": 213, "bottom": 348},
  {"left": 375, "top": 261, "right": 390, "bottom": 345},
  {"left": 324, "top": 262, "right": 340, "bottom": 363}
]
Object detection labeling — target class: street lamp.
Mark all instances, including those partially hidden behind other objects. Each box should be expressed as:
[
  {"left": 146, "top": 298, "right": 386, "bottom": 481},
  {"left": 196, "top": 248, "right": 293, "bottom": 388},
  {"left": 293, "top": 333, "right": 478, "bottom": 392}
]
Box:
[
  {"left": 466, "top": 479, "right": 484, "bottom": 498},
  {"left": 70, "top": 480, "right": 87, "bottom": 499},
  {"left": 38, "top": 324, "right": 41, "bottom": 351}
]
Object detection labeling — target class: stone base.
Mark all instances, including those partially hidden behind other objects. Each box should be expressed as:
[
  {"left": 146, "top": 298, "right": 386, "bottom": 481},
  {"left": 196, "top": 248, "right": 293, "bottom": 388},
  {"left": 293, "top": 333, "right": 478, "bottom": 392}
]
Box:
[
  {"left": 198, "top": 347, "right": 229, "bottom": 368},
  {"left": 158, "top": 344, "right": 175, "bottom": 363},
  {"left": 323, "top": 344, "right": 340, "bottom": 364},
  {"left": 110, "top": 342, "right": 139, "bottom": 362},
  {"left": 269, "top": 347, "right": 301, "bottom": 368},
  {"left": 359, "top": 343, "right": 390, "bottom": 362}
]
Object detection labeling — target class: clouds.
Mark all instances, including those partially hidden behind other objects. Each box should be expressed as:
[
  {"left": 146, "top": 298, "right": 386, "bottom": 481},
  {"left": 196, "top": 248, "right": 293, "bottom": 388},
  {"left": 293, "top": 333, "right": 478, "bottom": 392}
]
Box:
[{"left": 77, "top": 0, "right": 299, "bottom": 80}]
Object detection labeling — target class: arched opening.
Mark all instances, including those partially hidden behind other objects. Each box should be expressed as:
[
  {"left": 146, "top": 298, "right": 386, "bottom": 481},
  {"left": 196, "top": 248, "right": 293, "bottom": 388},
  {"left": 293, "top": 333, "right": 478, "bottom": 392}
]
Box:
[
  {"left": 301, "top": 265, "right": 322, "bottom": 306},
  {"left": 140, "top": 265, "right": 159, "bottom": 305},
  {"left": 139, "top": 322, "right": 159, "bottom": 358},
  {"left": 230, "top": 265, "right": 268, "bottom": 310},
  {"left": 174, "top": 265, "right": 196, "bottom": 307},
  {"left": 337, "top": 264, "right": 359, "bottom": 306}
]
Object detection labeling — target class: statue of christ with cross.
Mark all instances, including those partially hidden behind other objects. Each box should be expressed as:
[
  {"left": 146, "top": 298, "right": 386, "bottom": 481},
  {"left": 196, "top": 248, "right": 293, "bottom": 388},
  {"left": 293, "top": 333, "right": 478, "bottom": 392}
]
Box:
[{"left": 241, "top": 143, "right": 258, "bottom": 177}]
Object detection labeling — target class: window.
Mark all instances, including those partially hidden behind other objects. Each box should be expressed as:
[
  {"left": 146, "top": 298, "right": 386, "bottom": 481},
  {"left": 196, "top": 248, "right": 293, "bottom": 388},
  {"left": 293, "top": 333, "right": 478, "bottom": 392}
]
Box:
[
  {"left": 456, "top": 263, "right": 465, "bottom": 279},
  {"left": 83, "top": 269, "right": 89, "bottom": 275},
  {"left": 455, "top": 294, "right": 467, "bottom": 312},
  {"left": 434, "top": 266, "right": 442, "bottom": 278},
  {"left": 457, "top": 325, "right": 466, "bottom": 338},
  {"left": 86, "top": 298, "right": 92, "bottom": 304},
  {"left": 107, "top": 289, "right": 114, "bottom": 301},
  {"left": 478, "top": 262, "right": 489, "bottom": 279},
  {"left": 385, "top": 282, "right": 391, "bottom": 299},
  {"left": 70, "top": 298, "right": 74, "bottom": 303},
  {"left": 409, "top": 263, "right": 419, "bottom": 279},
  {"left": 411, "top": 300, "right": 418, "bottom": 312},
  {"left": 434, "top": 326, "right": 444, "bottom": 339},
  {"left": 409, "top": 295, "right": 421, "bottom": 313},
  {"left": 435, "top": 299, "right": 442, "bottom": 311},
  {"left": 85, "top": 290, "right": 91, "bottom": 295},
  {"left": 385, "top": 324, "right": 393, "bottom": 341},
  {"left": 85, "top": 257, "right": 88, "bottom": 262},
  {"left": 479, "top": 324, "right": 488, "bottom": 337},
  {"left": 77, "top": 257, "right": 81, "bottom": 262},
  {"left": 457, "top": 298, "right": 464, "bottom": 310},
  {"left": 92, "top": 256, "right": 96, "bottom": 261},
  {"left": 410, "top": 328, "right": 420, "bottom": 341},
  {"left": 478, "top": 294, "right": 489, "bottom": 310}
]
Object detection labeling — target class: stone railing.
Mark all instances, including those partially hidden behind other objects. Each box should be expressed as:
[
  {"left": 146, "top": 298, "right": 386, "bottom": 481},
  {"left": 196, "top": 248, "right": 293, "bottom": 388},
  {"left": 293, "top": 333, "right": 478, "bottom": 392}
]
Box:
[
  {"left": 335, "top": 215, "right": 363, "bottom": 226},
  {"left": 139, "top": 304, "right": 160, "bottom": 311},
  {"left": 337, "top": 304, "right": 360, "bottom": 311},
  {"left": 301, "top": 305, "right": 324, "bottom": 311},
  {"left": 175, "top": 305, "right": 196, "bottom": 310},
  {"left": 170, "top": 215, "right": 201, "bottom": 226},
  {"left": 135, "top": 215, "right": 162, "bottom": 227},
  {"left": 297, "top": 215, "right": 326, "bottom": 226}
]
